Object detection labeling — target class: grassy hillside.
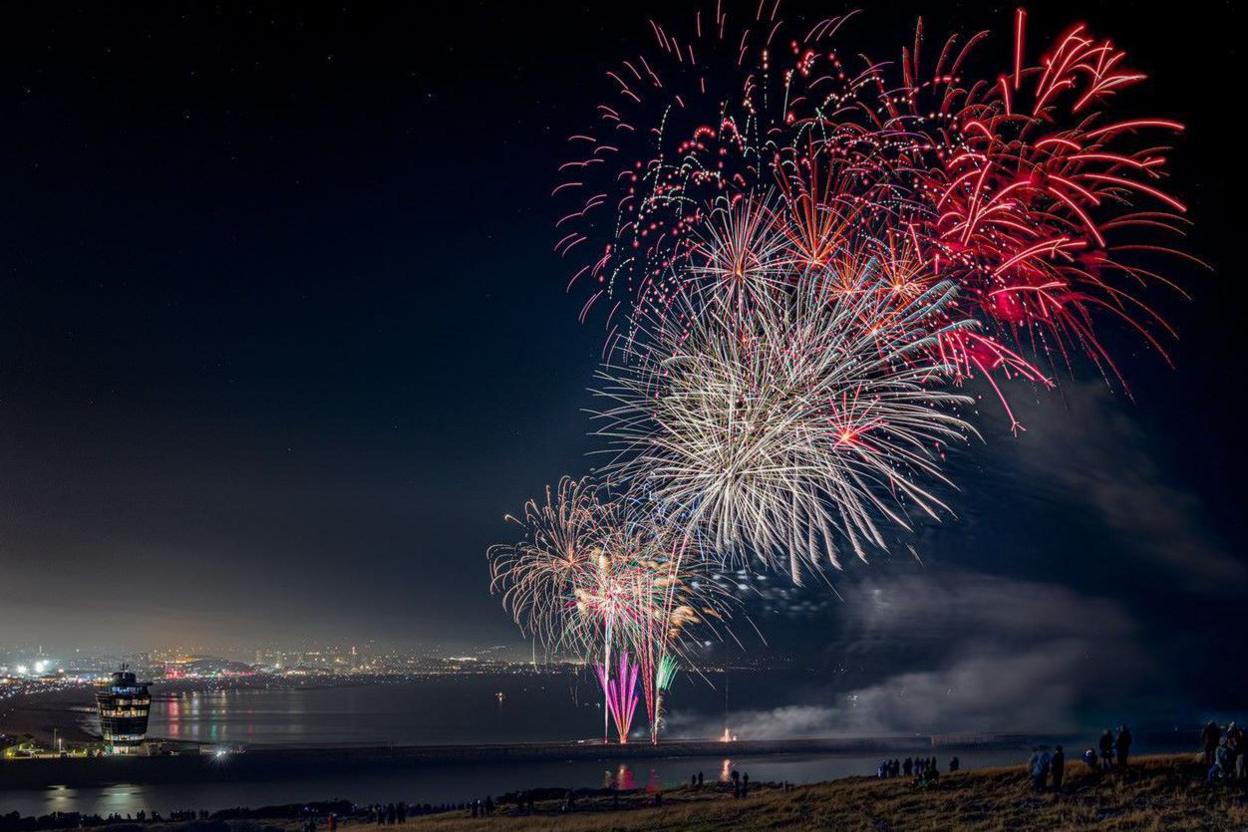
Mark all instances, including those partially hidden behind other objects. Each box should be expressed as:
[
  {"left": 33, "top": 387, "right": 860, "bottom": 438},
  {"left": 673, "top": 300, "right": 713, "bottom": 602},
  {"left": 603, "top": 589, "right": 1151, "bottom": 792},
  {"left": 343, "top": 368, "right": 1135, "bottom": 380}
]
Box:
[{"left": 398, "top": 753, "right": 1245, "bottom": 831}]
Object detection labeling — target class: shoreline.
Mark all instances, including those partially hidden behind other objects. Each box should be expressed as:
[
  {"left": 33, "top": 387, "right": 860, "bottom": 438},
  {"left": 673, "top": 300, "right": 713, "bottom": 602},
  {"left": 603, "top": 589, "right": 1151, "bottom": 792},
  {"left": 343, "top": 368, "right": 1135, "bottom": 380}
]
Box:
[
  {"left": 0, "top": 688, "right": 98, "bottom": 747},
  {"left": 0, "top": 755, "right": 1236, "bottom": 832},
  {"left": 0, "top": 735, "right": 970, "bottom": 790}
]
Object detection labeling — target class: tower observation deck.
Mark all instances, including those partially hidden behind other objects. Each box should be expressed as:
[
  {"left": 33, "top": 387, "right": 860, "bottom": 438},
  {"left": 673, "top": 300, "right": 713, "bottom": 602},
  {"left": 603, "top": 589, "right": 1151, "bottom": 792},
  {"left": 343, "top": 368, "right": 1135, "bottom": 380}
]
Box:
[{"left": 95, "top": 667, "right": 151, "bottom": 754}]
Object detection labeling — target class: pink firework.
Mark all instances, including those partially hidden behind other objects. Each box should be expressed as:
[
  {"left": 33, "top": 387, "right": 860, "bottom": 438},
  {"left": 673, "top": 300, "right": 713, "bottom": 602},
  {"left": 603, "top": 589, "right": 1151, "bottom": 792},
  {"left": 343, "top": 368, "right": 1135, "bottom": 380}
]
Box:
[{"left": 596, "top": 650, "right": 641, "bottom": 744}]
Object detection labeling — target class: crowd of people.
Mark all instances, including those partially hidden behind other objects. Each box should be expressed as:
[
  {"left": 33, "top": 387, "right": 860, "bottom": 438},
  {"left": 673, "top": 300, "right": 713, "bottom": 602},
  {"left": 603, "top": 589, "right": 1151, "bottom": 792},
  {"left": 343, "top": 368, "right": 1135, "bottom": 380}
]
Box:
[
  {"left": 1028, "top": 725, "right": 1132, "bottom": 793},
  {"left": 1201, "top": 720, "right": 1247, "bottom": 784},
  {"left": 875, "top": 755, "right": 957, "bottom": 787},
  {"left": 1027, "top": 745, "right": 1065, "bottom": 792},
  {"left": 1066, "top": 724, "right": 1135, "bottom": 777},
  {"left": 365, "top": 803, "right": 409, "bottom": 825}
]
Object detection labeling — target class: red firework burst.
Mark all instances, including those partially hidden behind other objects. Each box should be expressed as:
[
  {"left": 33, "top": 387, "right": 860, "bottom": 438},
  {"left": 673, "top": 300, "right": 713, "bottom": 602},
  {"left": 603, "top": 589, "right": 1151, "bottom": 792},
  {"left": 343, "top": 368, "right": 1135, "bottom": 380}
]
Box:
[{"left": 554, "top": 4, "right": 1201, "bottom": 425}]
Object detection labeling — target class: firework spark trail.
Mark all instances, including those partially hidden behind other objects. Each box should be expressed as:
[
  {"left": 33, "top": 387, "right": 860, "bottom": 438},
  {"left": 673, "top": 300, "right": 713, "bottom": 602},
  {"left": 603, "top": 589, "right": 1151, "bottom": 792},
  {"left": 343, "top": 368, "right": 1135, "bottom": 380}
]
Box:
[
  {"left": 580, "top": 508, "right": 736, "bottom": 740},
  {"left": 686, "top": 193, "right": 797, "bottom": 322},
  {"left": 652, "top": 654, "right": 681, "bottom": 744},
  {"left": 488, "top": 478, "right": 738, "bottom": 741},
  {"left": 596, "top": 650, "right": 641, "bottom": 744},
  {"left": 593, "top": 262, "right": 979, "bottom": 581},
  {"left": 487, "top": 476, "right": 610, "bottom": 656},
  {"left": 656, "top": 654, "right": 679, "bottom": 692},
  {"left": 555, "top": 6, "right": 1197, "bottom": 401},
  {"left": 489, "top": 4, "right": 1201, "bottom": 744}
]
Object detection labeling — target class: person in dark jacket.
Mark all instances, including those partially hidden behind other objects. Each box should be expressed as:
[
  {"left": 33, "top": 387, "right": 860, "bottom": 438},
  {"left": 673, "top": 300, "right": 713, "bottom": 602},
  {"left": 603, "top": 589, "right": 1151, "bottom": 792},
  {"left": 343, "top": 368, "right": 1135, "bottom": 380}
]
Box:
[
  {"left": 1115, "top": 725, "right": 1133, "bottom": 767},
  {"left": 1051, "top": 745, "right": 1065, "bottom": 791},
  {"left": 1202, "top": 721, "right": 1222, "bottom": 767},
  {"left": 1207, "top": 736, "right": 1234, "bottom": 784},
  {"left": 1229, "top": 723, "right": 1247, "bottom": 780},
  {"left": 1099, "top": 729, "right": 1115, "bottom": 771}
]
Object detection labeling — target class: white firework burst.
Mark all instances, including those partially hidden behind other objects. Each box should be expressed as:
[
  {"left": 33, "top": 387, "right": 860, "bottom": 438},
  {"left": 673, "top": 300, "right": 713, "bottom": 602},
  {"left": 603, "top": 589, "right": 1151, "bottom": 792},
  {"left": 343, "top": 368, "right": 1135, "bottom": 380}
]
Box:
[
  {"left": 593, "top": 263, "right": 979, "bottom": 582},
  {"left": 487, "top": 478, "right": 736, "bottom": 662},
  {"left": 686, "top": 194, "right": 795, "bottom": 318}
]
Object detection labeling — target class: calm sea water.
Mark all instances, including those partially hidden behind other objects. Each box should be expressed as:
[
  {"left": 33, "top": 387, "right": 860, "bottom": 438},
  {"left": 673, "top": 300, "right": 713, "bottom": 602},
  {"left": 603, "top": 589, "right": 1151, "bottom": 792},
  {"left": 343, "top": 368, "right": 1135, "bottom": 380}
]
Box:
[
  {"left": 143, "top": 675, "right": 609, "bottom": 746},
  {"left": 0, "top": 675, "right": 1133, "bottom": 816},
  {"left": 0, "top": 749, "right": 1035, "bottom": 817}
]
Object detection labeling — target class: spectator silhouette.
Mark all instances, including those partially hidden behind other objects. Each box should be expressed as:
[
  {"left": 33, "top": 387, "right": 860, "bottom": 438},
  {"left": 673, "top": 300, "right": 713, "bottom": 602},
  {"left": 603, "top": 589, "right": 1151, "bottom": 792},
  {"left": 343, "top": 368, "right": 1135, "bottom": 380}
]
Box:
[
  {"left": 1229, "top": 723, "right": 1247, "bottom": 779},
  {"left": 1116, "top": 725, "right": 1132, "bottom": 767},
  {"left": 1207, "top": 736, "right": 1234, "bottom": 784},
  {"left": 1028, "top": 746, "right": 1052, "bottom": 793},
  {"left": 1099, "top": 729, "right": 1115, "bottom": 771},
  {"left": 1202, "top": 721, "right": 1222, "bottom": 767}
]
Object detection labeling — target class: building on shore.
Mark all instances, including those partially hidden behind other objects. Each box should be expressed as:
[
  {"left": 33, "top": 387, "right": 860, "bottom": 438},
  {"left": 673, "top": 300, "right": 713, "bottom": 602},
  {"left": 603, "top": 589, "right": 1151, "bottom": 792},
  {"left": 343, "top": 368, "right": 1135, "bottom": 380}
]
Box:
[{"left": 95, "top": 667, "right": 151, "bottom": 754}]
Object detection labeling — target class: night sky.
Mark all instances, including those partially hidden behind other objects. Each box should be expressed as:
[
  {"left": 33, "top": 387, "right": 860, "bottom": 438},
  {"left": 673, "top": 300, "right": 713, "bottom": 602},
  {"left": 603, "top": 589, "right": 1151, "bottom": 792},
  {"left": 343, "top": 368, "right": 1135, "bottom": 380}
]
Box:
[{"left": 1, "top": 2, "right": 1244, "bottom": 731}]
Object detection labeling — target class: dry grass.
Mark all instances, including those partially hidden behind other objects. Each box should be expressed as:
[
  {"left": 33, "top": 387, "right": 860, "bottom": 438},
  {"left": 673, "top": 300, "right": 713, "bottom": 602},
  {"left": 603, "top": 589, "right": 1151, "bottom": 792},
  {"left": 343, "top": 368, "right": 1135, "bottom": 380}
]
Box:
[{"left": 364, "top": 754, "right": 1247, "bottom": 831}]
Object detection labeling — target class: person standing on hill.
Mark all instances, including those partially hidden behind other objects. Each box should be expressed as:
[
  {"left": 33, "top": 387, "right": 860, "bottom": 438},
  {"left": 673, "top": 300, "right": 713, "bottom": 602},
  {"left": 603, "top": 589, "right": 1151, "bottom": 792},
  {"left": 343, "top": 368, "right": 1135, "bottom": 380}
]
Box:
[
  {"left": 1202, "top": 721, "right": 1222, "bottom": 767},
  {"left": 1225, "top": 722, "right": 1242, "bottom": 778},
  {"left": 1115, "top": 725, "right": 1133, "bottom": 768},
  {"left": 1028, "top": 747, "right": 1052, "bottom": 792},
  {"left": 1207, "top": 736, "right": 1234, "bottom": 784},
  {"left": 1099, "top": 729, "right": 1115, "bottom": 771},
  {"left": 1051, "top": 745, "right": 1065, "bottom": 791}
]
